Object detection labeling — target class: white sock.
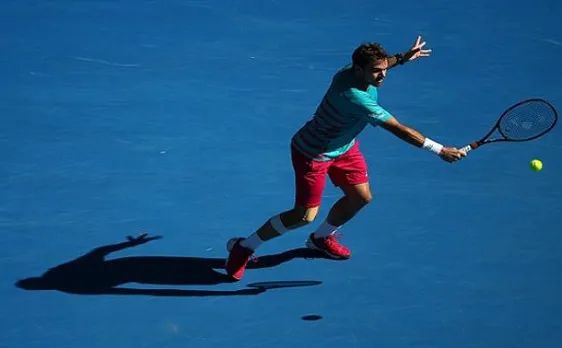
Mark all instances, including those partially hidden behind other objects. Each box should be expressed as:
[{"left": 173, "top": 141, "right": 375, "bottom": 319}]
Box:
[
  {"left": 239, "top": 214, "right": 288, "bottom": 251},
  {"left": 312, "top": 219, "right": 340, "bottom": 238},
  {"left": 240, "top": 232, "right": 264, "bottom": 251}
]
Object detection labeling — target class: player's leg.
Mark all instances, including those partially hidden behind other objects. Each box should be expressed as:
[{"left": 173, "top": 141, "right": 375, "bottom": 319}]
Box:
[
  {"left": 242, "top": 204, "right": 320, "bottom": 244},
  {"left": 244, "top": 144, "right": 329, "bottom": 245},
  {"left": 224, "top": 146, "right": 330, "bottom": 280},
  {"left": 305, "top": 142, "right": 371, "bottom": 259},
  {"left": 325, "top": 182, "right": 372, "bottom": 226}
]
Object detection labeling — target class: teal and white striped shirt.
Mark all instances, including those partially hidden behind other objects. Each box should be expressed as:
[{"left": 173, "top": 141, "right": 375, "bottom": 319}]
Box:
[{"left": 291, "top": 65, "right": 393, "bottom": 161}]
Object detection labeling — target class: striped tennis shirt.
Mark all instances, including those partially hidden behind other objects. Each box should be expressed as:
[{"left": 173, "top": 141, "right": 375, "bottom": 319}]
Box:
[{"left": 291, "top": 64, "right": 393, "bottom": 161}]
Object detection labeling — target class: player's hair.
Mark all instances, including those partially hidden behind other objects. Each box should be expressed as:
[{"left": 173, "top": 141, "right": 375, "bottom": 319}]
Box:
[{"left": 351, "top": 42, "right": 392, "bottom": 68}]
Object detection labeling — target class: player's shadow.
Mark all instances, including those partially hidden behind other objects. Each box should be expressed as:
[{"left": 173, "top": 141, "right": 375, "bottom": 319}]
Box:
[{"left": 15, "top": 234, "right": 328, "bottom": 297}]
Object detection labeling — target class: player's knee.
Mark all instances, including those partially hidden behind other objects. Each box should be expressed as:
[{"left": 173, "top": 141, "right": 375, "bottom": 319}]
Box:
[
  {"left": 268, "top": 207, "right": 319, "bottom": 236},
  {"left": 342, "top": 183, "right": 373, "bottom": 208},
  {"left": 350, "top": 190, "right": 373, "bottom": 208},
  {"left": 360, "top": 191, "right": 373, "bottom": 205},
  {"left": 283, "top": 206, "right": 319, "bottom": 227},
  {"left": 297, "top": 206, "right": 319, "bottom": 224}
]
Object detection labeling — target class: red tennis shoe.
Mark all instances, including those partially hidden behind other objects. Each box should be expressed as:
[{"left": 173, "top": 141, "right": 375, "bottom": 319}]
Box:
[
  {"left": 305, "top": 233, "right": 351, "bottom": 259},
  {"left": 225, "top": 238, "right": 255, "bottom": 280}
]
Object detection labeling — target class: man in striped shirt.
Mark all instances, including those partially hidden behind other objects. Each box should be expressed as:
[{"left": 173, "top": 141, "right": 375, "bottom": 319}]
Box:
[{"left": 225, "top": 36, "right": 467, "bottom": 280}]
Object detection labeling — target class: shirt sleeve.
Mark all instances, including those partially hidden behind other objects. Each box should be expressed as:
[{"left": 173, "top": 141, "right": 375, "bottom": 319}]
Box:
[{"left": 343, "top": 89, "right": 393, "bottom": 126}]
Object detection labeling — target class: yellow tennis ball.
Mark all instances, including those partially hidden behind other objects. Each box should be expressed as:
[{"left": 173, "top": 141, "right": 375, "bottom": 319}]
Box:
[{"left": 530, "top": 159, "right": 543, "bottom": 171}]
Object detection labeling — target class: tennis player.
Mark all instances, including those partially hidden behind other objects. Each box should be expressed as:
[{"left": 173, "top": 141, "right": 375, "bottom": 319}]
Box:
[{"left": 225, "top": 36, "right": 467, "bottom": 280}]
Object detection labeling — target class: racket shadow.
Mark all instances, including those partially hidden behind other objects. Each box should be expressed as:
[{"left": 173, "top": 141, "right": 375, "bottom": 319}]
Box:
[{"left": 14, "top": 235, "right": 327, "bottom": 297}]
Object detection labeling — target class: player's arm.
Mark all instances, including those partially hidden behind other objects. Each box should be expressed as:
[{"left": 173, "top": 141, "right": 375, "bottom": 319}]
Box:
[
  {"left": 378, "top": 116, "right": 425, "bottom": 147},
  {"left": 379, "top": 116, "right": 466, "bottom": 162},
  {"left": 345, "top": 89, "right": 429, "bottom": 149},
  {"left": 344, "top": 90, "right": 465, "bottom": 162},
  {"left": 387, "top": 35, "right": 432, "bottom": 69},
  {"left": 386, "top": 54, "right": 405, "bottom": 70}
]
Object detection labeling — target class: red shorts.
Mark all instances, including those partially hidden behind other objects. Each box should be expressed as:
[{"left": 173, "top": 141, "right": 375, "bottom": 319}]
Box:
[{"left": 291, "top": 142, "right": 369, "bottom": 208}]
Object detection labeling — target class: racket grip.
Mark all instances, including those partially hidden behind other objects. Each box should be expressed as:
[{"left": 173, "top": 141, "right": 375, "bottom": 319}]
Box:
[
  {"left": 460, "top": 144, "right": 472, "bottom": 153},
  {"left": 460, "top": 141, "right": 480, "bottom": 153}
]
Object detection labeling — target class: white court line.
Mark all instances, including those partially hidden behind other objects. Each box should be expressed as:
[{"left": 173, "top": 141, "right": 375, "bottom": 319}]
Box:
[{"left": 72, "top": 56, "right": 141, "bottom": 67}]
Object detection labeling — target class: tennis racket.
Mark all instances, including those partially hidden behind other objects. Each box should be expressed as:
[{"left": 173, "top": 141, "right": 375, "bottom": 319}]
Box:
[{"left": 461, "top": 98, "right": 558, "bottom": 153}]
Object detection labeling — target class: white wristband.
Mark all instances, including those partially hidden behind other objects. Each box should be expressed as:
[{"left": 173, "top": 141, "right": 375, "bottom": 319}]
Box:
[{"left": 422, "top": 138, "right": 443, "bottom": 155}]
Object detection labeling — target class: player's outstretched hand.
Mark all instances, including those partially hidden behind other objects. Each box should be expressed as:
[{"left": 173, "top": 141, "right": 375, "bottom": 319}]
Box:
[
  {"left": 126, "top": 232, "right": 162, "bottom": 245},
  {"left": 403, "top": 35, "right": 432, "bottom": 62},
  {"left": 439, "top": 147, "right": 467, "bottom": 163}
]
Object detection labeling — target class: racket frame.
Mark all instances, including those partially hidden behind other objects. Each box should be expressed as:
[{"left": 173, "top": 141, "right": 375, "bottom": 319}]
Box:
[{"left": 461, "top": 98, "right": 558, "bottom": 153}]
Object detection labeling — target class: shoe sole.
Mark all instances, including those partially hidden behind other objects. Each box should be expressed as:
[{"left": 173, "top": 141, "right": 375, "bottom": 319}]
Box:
[{"left": 305, "top": 238, "right": 351, "bottom": 260}]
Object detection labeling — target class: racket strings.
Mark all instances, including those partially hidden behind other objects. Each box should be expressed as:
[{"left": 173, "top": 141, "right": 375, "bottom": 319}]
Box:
[{"left": 499, "top": 100, "right": 557, "bottom": 141}]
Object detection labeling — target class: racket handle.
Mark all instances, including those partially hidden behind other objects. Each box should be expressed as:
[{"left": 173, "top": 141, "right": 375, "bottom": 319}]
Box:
[
  {"left": 460, "top": 144, "right": 473, "bottom": 153},
  {"left": 460, "top": 141, "right": 480, "bottom": 153}
]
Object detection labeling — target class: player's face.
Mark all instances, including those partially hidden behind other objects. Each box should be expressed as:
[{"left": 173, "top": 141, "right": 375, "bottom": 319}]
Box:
[{"left": 358, "top": 59, "right": 388, "bottom": 87}]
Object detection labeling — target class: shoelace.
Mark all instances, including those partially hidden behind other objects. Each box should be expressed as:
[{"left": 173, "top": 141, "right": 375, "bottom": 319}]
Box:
[{"left": 324, "top": 233, "right": 344, "bottom": 248}]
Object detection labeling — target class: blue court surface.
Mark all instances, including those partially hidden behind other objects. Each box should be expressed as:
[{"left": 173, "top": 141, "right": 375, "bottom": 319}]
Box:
[{"left": 2, "top": 0, "right": 562, "bottom": 347}]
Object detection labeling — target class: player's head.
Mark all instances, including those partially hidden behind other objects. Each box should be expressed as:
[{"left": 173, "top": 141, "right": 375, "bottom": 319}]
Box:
[{"left": 352, "top": 42, "right": 392, "bottom": 87}]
